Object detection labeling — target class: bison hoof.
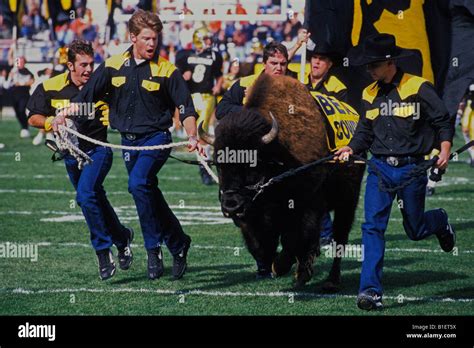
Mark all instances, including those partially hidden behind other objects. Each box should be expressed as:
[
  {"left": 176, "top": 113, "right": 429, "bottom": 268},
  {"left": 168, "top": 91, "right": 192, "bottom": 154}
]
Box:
[
  {"left": 271, "top": 253, "right": 295, "bottom": 277},
  {"left": 293, "top": 269, "right": 313, "bottom": 288},
  {"left": 322, "top": 279, "right": 341, "bottom": 293},
  {"left": 294, "top": 279, "right": 307, "bottom": 289},
  {"left": 256, "top": 269, "right": 274, "bottom": 280}
]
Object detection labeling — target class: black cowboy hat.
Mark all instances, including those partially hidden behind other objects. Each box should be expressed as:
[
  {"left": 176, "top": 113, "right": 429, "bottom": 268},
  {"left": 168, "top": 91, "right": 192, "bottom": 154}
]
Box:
[
  {"left": 347, "top": 33, "right": 413, "bottom": 66},
  {"left": 306, "top": 38, "right": 343, "bottom": 65}
]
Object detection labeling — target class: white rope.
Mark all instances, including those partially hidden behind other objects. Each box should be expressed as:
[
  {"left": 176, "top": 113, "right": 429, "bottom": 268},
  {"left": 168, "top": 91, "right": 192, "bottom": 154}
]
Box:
[
  {"left": 56, "top": 125, "right": 219, "bottom": 183},
  {"left": 56, "top": 126, "right": 92, "bottom": 170},
  {"left": 59, "top": 125, "right": 189, "bottom": 151},
  {"left": 198, "top": 152, "right": 219, "bottom": 183}
]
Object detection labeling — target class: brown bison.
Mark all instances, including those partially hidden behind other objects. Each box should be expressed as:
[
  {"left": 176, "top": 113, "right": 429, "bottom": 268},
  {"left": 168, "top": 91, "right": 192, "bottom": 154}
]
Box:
[{"left": 201, "top": 73, "right": 365, "bottom": 290}]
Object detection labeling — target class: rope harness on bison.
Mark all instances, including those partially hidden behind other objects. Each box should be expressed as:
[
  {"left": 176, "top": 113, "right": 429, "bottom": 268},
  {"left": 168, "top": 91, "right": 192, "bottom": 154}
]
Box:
[
  {"left": 248, "top": 141, "right": 474, "bottom": 203},
  {"left": 54, "top": 125, "right": 219, "bottom": 182}
]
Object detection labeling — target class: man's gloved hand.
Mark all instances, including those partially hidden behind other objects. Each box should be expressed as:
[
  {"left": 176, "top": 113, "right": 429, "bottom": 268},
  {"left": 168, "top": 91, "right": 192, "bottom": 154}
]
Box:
[
  {"left": 95, "top": 101, "right": 110, "bottom": 126},
  {"left": 44, "top": 116, "right": 55, "bottom": 132}
]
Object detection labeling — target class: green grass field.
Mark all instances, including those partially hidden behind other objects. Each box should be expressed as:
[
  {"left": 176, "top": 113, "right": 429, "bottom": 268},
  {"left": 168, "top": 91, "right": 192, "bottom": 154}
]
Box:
[{"left": 0, "top": 119, "right": 473, "bottom": 316}]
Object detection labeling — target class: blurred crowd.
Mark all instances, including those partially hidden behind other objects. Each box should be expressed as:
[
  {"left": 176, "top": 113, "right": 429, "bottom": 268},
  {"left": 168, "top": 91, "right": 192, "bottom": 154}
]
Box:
[{"left": 0, "top": 0, "right": 305, "bottom": 65}]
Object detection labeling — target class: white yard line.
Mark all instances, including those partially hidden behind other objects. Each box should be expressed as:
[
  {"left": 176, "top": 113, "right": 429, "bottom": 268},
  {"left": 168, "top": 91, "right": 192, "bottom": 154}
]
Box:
[
  {"left": 0, "top": 174, "right": 195, "bottom": 181},
  {"left": 3, "top": 209, "right": 472, "bottom": 224},
  {"left": 33, "top": 242, "right": 244, "bottom": 250},
  {"left": 0, "top": 189, "right": 216, "bottom": 196},
  {"left": 3, "top": 241, "right": 472, "bottom": 254},
  {"left": 0, "top": 210, "right": 72, "bottom": 215},
  {"left": 355, "top": 217, "right": 474, "bottom": 222},
  {"left": 3, "top": 287, "right": 472, "bottom": 303}
]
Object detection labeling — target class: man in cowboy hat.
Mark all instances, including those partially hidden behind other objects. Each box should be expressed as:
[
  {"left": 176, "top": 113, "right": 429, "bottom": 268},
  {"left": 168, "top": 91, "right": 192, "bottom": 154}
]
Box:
[{"left": 335, "top": 33, "right": 455, "bottom": 310}]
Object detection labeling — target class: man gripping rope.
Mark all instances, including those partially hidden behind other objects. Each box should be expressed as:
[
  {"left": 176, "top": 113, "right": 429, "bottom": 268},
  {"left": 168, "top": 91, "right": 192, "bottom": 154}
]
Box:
[
  {"left": 52, "top": 10, "right": 202, "bottom": 281},
  {"left": 299, "top": 30, "right": 350, "bottom": 247},
  {"left": 335, "top": 34, "right": 456, "bottom": 311},
  {"left": 27, "top": 39, "right": 133, "bottom": 281}
]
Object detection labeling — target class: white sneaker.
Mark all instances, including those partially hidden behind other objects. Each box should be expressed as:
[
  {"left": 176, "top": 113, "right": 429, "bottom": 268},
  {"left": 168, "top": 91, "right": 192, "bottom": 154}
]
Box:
[
  {"left": 0, "top": 143, "right": 5, "bottom": 149},
  {"left": 46, "top": 132, "right": 55, "bottom": 141},
  {"left": 20, "top": 129, "right": 31, "bottom": 138},
  {"left": 32, "top": 131, "right": 44, "bottom": 146}
]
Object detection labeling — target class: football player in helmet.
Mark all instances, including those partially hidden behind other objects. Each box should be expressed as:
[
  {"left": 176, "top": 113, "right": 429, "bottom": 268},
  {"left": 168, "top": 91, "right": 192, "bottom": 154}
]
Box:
[{"left": 176, "top": 27, "right": 224, "bottom": 185}]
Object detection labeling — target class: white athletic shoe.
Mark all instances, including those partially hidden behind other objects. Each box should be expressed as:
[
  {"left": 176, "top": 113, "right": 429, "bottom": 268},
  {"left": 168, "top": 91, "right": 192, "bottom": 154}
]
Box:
[
  {"left": 32, "top": 131, "right": 44, "bottom": 146},
  {"left": 0, "top": 143, "right": 5, "bottom": 149},
  {"left": 46, "top": 132, "right": 55, "bottom": 141},
  {"left": 20, "top": 129, "right": 31, "bottom": 138}
]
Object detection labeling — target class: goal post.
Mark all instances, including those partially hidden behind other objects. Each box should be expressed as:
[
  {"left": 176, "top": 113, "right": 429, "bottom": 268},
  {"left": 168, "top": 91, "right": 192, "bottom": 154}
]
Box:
[
  {"left": 155, "top": 0, "right": 289, "bottom": 22},
  {"left": 151, "top": 0, "right": 308, "bottom": 81}
]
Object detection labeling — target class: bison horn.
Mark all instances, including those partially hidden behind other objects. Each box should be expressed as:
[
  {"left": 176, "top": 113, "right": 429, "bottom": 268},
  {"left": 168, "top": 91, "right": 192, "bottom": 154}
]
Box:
[
  {"left": 261, "top": 112, "right": 279, "bottom": 144},
  {"left": 198, "top": 121, "right": 215, "bottom": 145}
]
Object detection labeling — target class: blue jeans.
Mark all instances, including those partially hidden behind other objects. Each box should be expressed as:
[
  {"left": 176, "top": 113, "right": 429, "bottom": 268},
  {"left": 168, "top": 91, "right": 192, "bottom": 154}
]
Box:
[
  {"left": 359, "top": 157, "right": 448, "bottom": 295},
  {"left": 121, "top": 131, "right": 189, "bottom": 255},
  {"left": 320, "top": 212, "right": 333, "bottom": 239},
  {"left": 64, "top": 146, "right": 129, "bottom": 252}
]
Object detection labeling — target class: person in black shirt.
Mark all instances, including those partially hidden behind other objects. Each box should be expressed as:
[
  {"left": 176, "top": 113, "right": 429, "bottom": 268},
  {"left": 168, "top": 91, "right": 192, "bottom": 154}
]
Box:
[
  {"left": 305, "top": 42, "right": 347, "bottom": 101},
  {"left": 52, "top": 10, "right": 201, "bottom": 281},
  {"left": 294, "top": 31, "right": 350, "bottom": 246},
  {"left": 176, "top": 27, "right": 223, "bottom": 102},
  {"left": 27, "top": 39, "right": 133, "bottom": 281},
  {"left": 216, "top": 41, "right": 294, "bottom": 120},
  {"left": 335, "top": 34, "right": 455, "bottom": 311},
  {"left": 6, "top": 56, "right": 34, "bottom": 138},
  {"left": 176, "top": 27, "right": 223, "bottom": 185}
]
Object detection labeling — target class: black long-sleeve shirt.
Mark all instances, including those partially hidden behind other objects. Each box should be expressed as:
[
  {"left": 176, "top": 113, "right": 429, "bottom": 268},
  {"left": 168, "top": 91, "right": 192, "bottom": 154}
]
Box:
[
  {"left": 349, "top": 68, "right": 453, "bottom": 157},
  {"left": 216, "top": 69, "right": 298, "bottom": 119},
  {"left": 73, "top": 46, "right": 197, "bottom": 134},
  {"left": 175, "top": 47, "right": 223, "bottom": 94},
  {"left": 26, "top": 72, "right": 107, "bottom": 152},
  {"left": 215, "top": 73, "right": 259, "bottom": 119}
]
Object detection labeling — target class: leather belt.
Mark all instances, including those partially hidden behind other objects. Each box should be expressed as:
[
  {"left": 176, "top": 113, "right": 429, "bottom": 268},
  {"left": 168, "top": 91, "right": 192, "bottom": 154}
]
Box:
[
  {"left": 121, "top": 131, "right": 161, "bottom": 141},
  {"left": 375, "top": 155, "right": 424, "bottom": 167}
]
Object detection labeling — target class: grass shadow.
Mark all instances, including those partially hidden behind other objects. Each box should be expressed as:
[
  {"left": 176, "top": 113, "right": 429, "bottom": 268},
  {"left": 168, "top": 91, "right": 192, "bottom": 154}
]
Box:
[
  {"left": 109, "top": 263, "right": 252, "bottom": 286},
  {"left": 293, "top": 268, "right": 468, "bottom": 303},
  {"left": 451, "top": 221, "right": 474, "bottom": 232},
  {"left": 435, "top": 286, "right": 474, "bottom": 298}
]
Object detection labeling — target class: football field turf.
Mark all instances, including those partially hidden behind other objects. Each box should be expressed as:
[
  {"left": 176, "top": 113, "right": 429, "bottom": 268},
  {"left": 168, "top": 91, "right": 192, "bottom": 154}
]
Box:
[{"left": 1, "top": 119, "right": 473, "bottom": 316}]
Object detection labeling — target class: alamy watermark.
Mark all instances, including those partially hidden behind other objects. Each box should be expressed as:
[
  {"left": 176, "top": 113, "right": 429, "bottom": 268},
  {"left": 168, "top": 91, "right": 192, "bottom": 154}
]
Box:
[
  {"left": 216, "top": 147, "right": 258, "bottom": 167},
  {"left": 324, "top": 241, "right": 365, "bottom": 261},
  {"left": 0, "top": 242, "right": 38, "bottom": 262},
  {"left": 18, "top": 322, "right": 55, "bottom": 341},
  {"left": 380, "top": 100, "right": 420, "bottom": 119},
  {"left": 54, "top": 102, "right": 96, "bottom": 120}
]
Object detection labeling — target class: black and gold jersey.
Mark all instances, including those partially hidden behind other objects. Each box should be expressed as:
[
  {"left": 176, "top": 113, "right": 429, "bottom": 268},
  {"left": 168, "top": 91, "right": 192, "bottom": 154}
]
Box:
[
  {"left": 305, "top": 73, "right": 348, "bottom": 102},
  {"left": 349, "top": 68, "right": 453, "bottom": 156},
  {"left": 176, "top": 48, "right": 223, "bottom": 94},
  {"left": 26, "top": 72, "right": 107, "bottom": 152},
  {"left": 215, "top": 73, "right": 260, "bottom": 119}
]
